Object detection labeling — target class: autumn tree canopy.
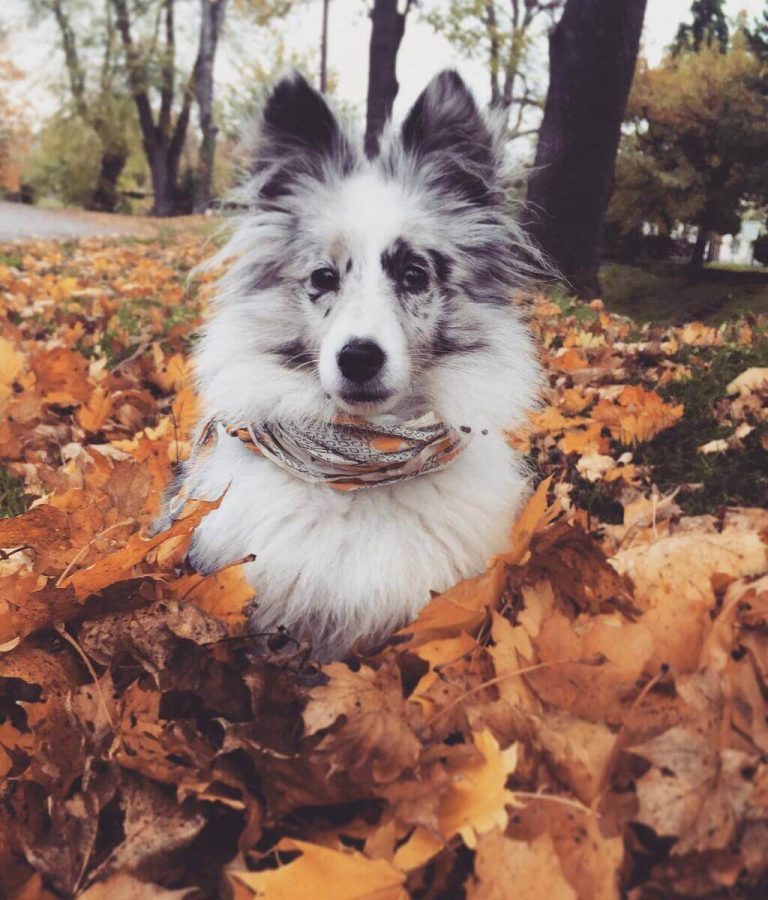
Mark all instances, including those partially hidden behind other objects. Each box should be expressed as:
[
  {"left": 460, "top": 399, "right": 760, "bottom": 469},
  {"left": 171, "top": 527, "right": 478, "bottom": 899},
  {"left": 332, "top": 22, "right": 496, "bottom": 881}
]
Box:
[
  {"left": 671, "top": 0, "right": 729, "bottom": 55},
  {"left": 0, "top": 37, "right": 27, "bottom": 196},
  {"left": 608, "top": 32, "right": 768, "bottom": 270},
  {"left": 424, "top": 0, "right": 562, "bottom": 140}
]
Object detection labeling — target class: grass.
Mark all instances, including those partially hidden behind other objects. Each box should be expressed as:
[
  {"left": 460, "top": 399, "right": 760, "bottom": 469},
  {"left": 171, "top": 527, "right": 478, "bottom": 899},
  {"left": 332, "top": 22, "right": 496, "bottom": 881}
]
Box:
[
  {"left": 634, "top": 341, "right": 768, "bottom": 514},
  {"left": 0, "top": 251, "right": 24, "bottom": 269},
  {"left": 0, "top": 469, "right": 27, "bottom": 518},
  {"left": 600, "top": 260, "right": 768, "bottom": 324}
]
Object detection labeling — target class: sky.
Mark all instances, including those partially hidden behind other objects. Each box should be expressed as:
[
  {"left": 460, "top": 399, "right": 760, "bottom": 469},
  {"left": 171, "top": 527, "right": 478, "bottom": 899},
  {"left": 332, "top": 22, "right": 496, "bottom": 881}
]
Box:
[{"left": 2, "top": 0, "right": 766, "bottom": 125}]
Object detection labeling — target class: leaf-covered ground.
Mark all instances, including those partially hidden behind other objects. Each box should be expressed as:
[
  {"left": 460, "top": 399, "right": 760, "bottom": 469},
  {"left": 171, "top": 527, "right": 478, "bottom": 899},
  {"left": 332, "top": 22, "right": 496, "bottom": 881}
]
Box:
[{"left": 0, "top": 232, "right": 767, "bottom": 899}]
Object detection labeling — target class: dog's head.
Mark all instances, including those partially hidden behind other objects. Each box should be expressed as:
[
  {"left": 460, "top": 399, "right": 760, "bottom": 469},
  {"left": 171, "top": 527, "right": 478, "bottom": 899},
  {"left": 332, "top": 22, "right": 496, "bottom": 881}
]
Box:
[{"left": 202, "top": 70, "right": 544, "bottom": 428}]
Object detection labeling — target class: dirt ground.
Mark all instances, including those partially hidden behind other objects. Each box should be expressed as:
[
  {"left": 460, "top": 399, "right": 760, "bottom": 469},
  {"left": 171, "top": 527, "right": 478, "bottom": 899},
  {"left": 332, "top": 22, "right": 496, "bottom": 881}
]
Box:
[{"left": 0, "top": 201, "right": 209, "bottom": 241}]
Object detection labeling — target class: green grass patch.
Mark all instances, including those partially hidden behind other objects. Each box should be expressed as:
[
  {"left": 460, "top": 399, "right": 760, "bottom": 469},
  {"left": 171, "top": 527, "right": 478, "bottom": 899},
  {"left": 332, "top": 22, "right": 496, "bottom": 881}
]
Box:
[
  {"left": 634, "top": 341, "right": 768, "bottom": 514},
  {"left": 600, "top": 261, "right": 768, "bottom": 324},
  {"left": 549, "top": 286, "right": 599, "bottom": 324},
  {"left": 0, "top": 251, "right": 24, "bottom": 269},
  {"left": 0, "top": 469, "right": 27, "bottom": 518}
]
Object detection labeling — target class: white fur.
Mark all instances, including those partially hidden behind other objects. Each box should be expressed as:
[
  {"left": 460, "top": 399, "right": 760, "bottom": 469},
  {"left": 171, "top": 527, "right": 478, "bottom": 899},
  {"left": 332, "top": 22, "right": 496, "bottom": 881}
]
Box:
[{"left": 179, "top": 72, "right": 543, "bottom": 660}]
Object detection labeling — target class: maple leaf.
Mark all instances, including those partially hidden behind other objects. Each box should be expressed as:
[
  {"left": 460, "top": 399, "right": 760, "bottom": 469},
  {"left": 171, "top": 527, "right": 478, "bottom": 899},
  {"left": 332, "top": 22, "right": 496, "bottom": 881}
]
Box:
[
  {"left": 530, "top": 710, "right": 616, "bottom": 803},
  {"left": 229, "top": 838, "right": 407, "bottom": 899},
  {"left": 437, "top": 729, "right": 519, "bottom": 848},
  {"left": 631, "top": 725, "right": 759, "bottom": 855},
  {"left": 62, "top": 497, "right": 222, "bottom": 599},
  {"left": 80, "top": 873, "right": 188, "bottom": 899},
  {"left": 89, "top": 773, "right": 207, "bottom": 884},
  {"left": 1, "top": 230, "right": 766, "bottom": 898},
  {"left": 303, "top": 657, "right": 422, "bottom": 783},
  {"left": 592, "top": 384, "right": 684, "bottom": 445},
  {"left": 612, "top": 529, "right": 768, "bottom": 672},
  {"left": 399, "top": 476, "right": 560, "bottom": 646},
  {"left": 506, "top": 802, "right": 624, "bottom": 900},
  {"left": 468, "top": 828, "right": 577, "bottom": 900}
]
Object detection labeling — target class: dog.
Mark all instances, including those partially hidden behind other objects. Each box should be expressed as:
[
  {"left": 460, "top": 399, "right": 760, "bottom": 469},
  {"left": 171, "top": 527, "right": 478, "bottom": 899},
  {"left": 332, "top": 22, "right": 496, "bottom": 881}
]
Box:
[{"left": 163, "top": 69, "right": 544, "bottom": 661}]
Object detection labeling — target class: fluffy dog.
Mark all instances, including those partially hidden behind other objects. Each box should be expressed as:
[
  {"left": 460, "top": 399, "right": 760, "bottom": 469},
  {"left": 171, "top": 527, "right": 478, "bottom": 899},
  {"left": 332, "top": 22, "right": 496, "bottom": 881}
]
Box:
[{"left": 165, "top": 69, "right": 544, "bottom": 660}]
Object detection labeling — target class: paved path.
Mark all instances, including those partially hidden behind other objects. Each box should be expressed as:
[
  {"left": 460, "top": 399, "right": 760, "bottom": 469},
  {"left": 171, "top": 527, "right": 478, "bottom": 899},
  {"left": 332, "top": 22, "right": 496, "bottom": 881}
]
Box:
[{"left": 0, "top": 201, "right": 143, "bottom": 241}]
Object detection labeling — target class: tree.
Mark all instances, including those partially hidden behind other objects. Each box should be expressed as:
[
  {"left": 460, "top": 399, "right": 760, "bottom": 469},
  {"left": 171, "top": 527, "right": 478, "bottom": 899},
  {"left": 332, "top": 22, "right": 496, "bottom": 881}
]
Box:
[
  {"left": 192, "top": 0, "right": 230, "bottom": 212},
  {"left": 747, "top": 3, "right": 768, "bottom": 60},
  {"left": 111, "top": 0, "right": 200, "bottom": 216},
  {"left": 607, "top": 36, "right": 768, "bottom": 273},
  {"left": 365, "top": 0, "right": 412, "bottom": 157},
  {"left": 32, "top": 0, "right": 133, "bottom": 211},
  {"left": 525, "top": 0, "right": 647, "bottom": 297},
  {"left": 672, "top": 0, "right": 729, "bottom": 55},
  {"left": 0, "top": 34, "right": 27, "bottom": 196},
  {"left": 754, "top": 232, "right": 768, "bottom": 266},
  {"left": 425, "top": 0, "right": 562, "bottom": 139}
]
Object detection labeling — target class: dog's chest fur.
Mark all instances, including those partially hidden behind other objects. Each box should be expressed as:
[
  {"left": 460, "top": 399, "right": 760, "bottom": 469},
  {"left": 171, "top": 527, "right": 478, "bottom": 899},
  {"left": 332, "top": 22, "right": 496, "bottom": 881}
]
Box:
[{"left": 186, "top": 425, "right": 527, "bottom": 660}]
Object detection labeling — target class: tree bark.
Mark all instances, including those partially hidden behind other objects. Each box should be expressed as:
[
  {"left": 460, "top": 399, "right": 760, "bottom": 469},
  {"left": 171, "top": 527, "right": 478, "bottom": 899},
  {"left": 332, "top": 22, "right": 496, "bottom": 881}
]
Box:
[
  {"left": 193, "top": 0, "right": 229, "bottom": 213},
  {"left": 90, "top": 149, "right": 128, "bottom": 212},
  {"left": 690, "top": 226, "right": 708, "bottom": 276},
  {"left": 365, "top": 0, "right": 409, "bottom": 158},
  {"left": 526, "top": 0, "right": 648, "bottom": 297}
]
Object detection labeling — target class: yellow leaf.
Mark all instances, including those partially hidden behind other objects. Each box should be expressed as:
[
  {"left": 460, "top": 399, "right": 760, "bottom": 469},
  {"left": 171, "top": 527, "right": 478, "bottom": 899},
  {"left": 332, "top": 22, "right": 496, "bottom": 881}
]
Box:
[
  {"left": 52, "top": 276, "right": 79, "bottom": 301},
  {"left": 438, "top": 729, "right": 519, "bottom": 848},
  {"left": 727, "top": 367, "right": 768, "bottom": 398},
  {"left": 229, "top": 838, "right": 407, "bottom": 899},
  {"left": 76, "top": 386, "right": 114, "bottom": 433},
  {"left": 412, "top": 631, "right": 477, "bottom": 713},
  {"left": 392, "top": 826, "right": 444, "bottom": 872},
  {"left": 468, "top": 829, "right": 577, "bottom": 900},
  {"left": 0, "top": 336, "right": 24, "bottom": 387}
]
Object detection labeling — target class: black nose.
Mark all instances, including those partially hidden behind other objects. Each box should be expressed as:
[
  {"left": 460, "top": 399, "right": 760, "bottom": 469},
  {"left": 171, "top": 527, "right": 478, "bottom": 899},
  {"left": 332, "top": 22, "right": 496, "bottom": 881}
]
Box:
[{"left": 337, "top": 339, "right": 385, "bottom": 384}]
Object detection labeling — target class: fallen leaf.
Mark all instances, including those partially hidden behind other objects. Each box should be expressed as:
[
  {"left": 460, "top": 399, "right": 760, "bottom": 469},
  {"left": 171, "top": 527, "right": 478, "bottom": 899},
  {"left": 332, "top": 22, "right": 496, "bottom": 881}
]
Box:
[
  {"left": 229, "top": 838, "right": 407, "bottom": 899},
  {"left": 468, "top": 828, "right": 577, "bottom": 900}
]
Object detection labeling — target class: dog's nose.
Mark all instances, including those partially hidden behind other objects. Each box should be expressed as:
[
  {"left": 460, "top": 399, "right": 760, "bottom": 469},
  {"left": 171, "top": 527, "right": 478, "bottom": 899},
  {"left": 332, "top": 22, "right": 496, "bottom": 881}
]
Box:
[{"left": 337, "top": 339, "right": 385, "bottom": 384}]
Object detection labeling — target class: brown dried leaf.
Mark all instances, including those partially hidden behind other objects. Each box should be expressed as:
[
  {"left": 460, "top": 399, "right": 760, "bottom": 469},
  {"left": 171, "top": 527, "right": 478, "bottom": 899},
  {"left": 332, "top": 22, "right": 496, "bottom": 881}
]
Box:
[{"left": 303, "top": 658, "right": 421, "bottom": 783}]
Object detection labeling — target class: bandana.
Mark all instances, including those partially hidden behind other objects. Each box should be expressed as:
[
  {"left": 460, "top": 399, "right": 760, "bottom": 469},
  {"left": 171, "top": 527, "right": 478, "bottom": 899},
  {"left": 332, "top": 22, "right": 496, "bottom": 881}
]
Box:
[{"left": 192, "top": 411, "right": 469, "bottom": 492}]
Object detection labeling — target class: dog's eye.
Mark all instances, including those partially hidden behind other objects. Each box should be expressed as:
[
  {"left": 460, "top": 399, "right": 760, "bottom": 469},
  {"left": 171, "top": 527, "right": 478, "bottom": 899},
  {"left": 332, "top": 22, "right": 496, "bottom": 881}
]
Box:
[
  {"left": 402, "top": 265, "right": 429, "bottom": 293},
  {"left": 310, "top": 267, "right": 339, "bottom": 292}
]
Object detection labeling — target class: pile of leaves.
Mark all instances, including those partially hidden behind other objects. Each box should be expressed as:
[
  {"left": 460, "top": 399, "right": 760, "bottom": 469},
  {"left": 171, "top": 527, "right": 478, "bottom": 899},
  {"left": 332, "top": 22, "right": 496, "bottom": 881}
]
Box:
[{"left": 1, "top": 232, "right": 768, "bottom": 899}]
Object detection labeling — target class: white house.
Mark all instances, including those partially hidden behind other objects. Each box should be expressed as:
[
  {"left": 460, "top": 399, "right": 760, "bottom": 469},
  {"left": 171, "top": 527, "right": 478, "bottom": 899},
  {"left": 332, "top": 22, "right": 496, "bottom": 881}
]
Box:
[{"left": 717, "top": 220, "right": 764, "bottom": 266}]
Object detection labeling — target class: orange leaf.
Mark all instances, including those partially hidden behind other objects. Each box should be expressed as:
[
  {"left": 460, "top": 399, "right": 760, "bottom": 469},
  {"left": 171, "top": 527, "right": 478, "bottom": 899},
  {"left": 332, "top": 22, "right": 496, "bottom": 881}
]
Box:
[
  {"left": 62, "top": 498, "right": 221, "bottom": 599},
  {"left": 76, "top": 386, "right": 114, "bottom": 433},
  {"left": 228, "top": 838, "right": 407, "bottom": 899}
]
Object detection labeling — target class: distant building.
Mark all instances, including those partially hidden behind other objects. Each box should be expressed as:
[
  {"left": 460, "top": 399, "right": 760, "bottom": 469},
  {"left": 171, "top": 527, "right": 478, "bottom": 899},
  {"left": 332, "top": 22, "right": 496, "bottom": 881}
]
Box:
[{"left": 716, "top": 220, "right": 764, "bottom": 266}]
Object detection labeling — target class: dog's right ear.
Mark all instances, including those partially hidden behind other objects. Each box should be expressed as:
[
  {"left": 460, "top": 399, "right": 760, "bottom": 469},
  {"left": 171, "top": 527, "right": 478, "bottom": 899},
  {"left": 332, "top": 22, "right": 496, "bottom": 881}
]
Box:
[{"left": 254, "top": 71, "right": 353, "bottom": 200}]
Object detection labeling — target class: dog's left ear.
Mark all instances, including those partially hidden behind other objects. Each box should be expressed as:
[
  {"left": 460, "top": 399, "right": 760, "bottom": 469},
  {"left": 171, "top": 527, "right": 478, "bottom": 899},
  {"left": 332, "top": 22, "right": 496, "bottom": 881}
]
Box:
[
  {"left": 254, "top": 71, "right": 353, "bottom": 200},
  {"left": 400, "top": 70, "right": 498, "bottom": 205}
]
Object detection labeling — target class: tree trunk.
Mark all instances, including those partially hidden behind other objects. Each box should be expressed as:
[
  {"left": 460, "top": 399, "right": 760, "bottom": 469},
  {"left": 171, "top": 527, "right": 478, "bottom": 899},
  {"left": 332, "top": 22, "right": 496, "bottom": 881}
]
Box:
[
  {"left": 112, "top": 0, "right": 199, "bottom": 216},
  {"left": 690, "top": 226, "right": 709, "bottom": 277},
  {"left": 90, "top": 148, "right": 128, "bottom": 212},
  {"left": 150, "top": 149, "right": 173, "bottom": 217},
  {"left": 365, "top": 0, "right": 408, "bottom": 158},
  {"left": 320, "top": 0, "right": 330, "bottom": 92},
  {"left": 526, "top": 0, "right": 648, "bottom": 298},
  {"left": 193, "top": 0, "right": 229, "bottom": 213}
]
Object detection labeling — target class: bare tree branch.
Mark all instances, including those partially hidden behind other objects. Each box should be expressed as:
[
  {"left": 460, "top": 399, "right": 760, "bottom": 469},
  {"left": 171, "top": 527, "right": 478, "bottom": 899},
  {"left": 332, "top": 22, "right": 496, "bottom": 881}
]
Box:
[
  {"left": 47, "top": 0, "right": 88, "bottom": 119},
  {"left": 111, "top": 0, "right": 157, "bottom": 147},
  {"left": 159, "top": 0, "right": 175, "bottom": 140}
]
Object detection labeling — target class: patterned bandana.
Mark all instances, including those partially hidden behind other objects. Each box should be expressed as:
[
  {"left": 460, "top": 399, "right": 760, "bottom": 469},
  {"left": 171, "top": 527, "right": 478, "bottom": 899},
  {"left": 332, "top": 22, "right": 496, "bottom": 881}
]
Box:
[{"left": 193, "top": 411, "right": 470, "bottom": 492}]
